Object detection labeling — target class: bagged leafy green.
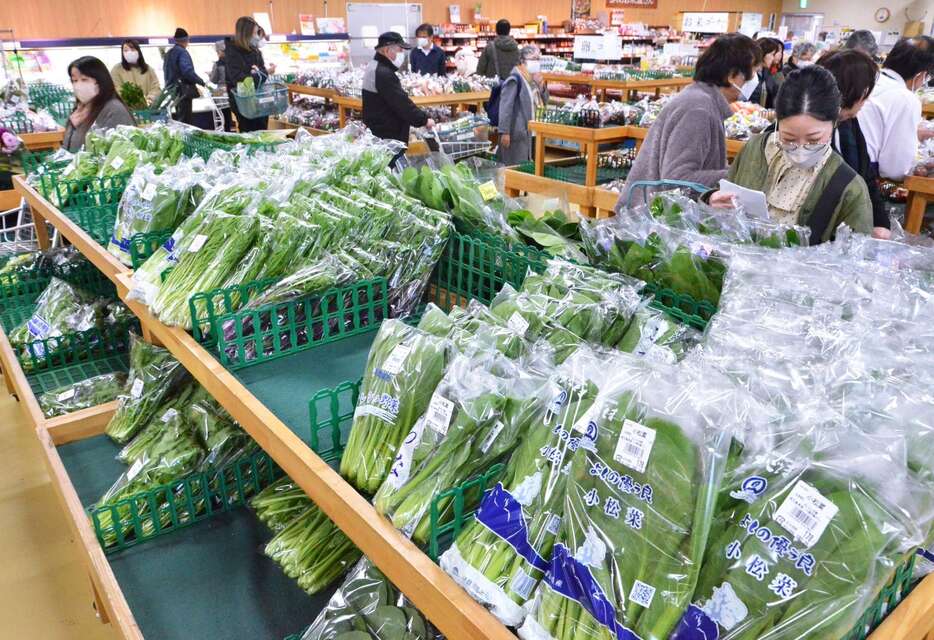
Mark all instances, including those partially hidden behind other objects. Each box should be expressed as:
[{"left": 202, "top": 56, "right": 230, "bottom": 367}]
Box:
[
  {"left": 298, "top": 557, "right": 440, "bottom": 640},
  {"left": 373, "top": 346, "right": 546, "bottom": 544},
  {"left": 341, "top": 321, "right": 449, "bottom": 494},
  {"left": 440, "top": 347, "right": 615, "bottom": 626},
  {"left": 37, "top": 372, "right": 128, "bottom": 418},
  {"left": 265, "top": 504, "right": 361, "bottom": 595},
  {"left": 8, "top": 277, "right": 106, "bottom": 350},
  {"left": 105, "top": 334, "right": 190, "bottom": 443},
  {"left": 518, "top": 357, "right": 741, "bottom": 640},
  {"left": 615, "top": 304, "right": 702, "bottom": 363},
  {"left": 252, "top": 477, "right": 314, "bottom": 534},
  {"left": 116, "top": 383, "right": 199, "bottom": 464}
]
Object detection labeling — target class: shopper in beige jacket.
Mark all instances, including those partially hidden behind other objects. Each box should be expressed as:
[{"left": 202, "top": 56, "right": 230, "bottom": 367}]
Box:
[{"left": 110, "top": 40, "right": 161, "bottom": 106}]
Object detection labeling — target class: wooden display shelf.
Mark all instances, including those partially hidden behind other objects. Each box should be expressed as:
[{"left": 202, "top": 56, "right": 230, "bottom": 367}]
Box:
[
  {"left": 625, "top": 125, "right": 745, "bottom": 159},
  {"left": 923, "top": 102, "right": 934, "bottom": 119},
  {"left": 286, "top": 84, "right": 338, "bottom": 101},
  {"left": 13, "top": 175, "right": 129, "bottom": 285},
  {"left": 504, "top": 163, "right": 597, "bottom": 216},
  {"left": 903, "top": 175, "right": 934, "bottom": 234},
  {"left": 333, "top": 91, "right": 490, "bottom": 127},
  {"left": 539, "top": 73, "right": 692, "bottom": 100},
  {"left": 267, "top": 117, "right": 332, "bottom": 136},
  {"left": 593, "top": 185, "right": 621, "bottom": 217},
  {"left": 528, "top": 122, "right": 631, "bottom": 194},
  {"left": 21, "top": 128, "right": 65, "bottom": 151}
]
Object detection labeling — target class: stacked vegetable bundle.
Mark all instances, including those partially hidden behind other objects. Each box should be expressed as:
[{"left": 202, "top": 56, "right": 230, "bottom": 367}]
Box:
[
  {"left": 127, "top": 129, "right": 452, "bottom": 336},
  {"left": 92, "top": 336, "right": 261, "bottom": 546}
]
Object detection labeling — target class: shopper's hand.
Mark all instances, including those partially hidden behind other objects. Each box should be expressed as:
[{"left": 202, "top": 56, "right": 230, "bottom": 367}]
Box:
[
  {"left": 708, "top": 190, "right": 736, "bottom": 208},
  {"left": 268, "top": 63, "right": 277, "bottom": 74},
  {"left": 499, "top": 134, "right": 511, "bottom": 148},
  {"left": 251, "top": 65, "right": 260, "bottom": 73},
  {"left": 872, "top": 226, "right": 893, "bottom": 240},
  {"left": 919, "top": 124, "right": 934, "bottom": 141},
  {"left": 425, "top": 118, "right": 436, "bottom": 130}
]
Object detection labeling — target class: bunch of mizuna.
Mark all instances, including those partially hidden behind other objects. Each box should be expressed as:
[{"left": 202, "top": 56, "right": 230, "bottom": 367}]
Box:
[
  {"left": 38, "top": 372, "right": 127, "bottom": 418},
  {"left": 93, "top": 369, "right": 261, "bottom": 548},
  {"left": 128, "top": 130, "right": 451, "bottom": 335}
]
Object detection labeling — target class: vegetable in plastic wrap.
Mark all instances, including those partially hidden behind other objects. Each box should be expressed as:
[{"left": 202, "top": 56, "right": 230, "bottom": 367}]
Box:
[
  {"left": 38, "top": 372, "right": 128, "bottom": 418},
  {"left": 341, "top": 320, "right": 449, "bottom": 494},
  {"left": 8, "top": 277, "right": 108, "bottom": 356},
  {"left": 252, "top": 477, "right": 314, "bottom": 534},
  {"left": 105, "top": 334, "right": 190, "bottom": 443},
  {"left": 298, "top": 557, "right": 440, "bottom": 640},
  {"left": 615, "top": 304, "right": 702, "bottom": 363}
]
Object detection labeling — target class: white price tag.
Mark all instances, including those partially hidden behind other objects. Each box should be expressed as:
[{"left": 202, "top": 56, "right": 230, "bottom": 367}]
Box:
[
  {"left": 507, "top": 312, "right": 530, "bottom": 337},
  {"left": 57, "top": 388, "right": 76, "bottom": 401},
  {"left": 644, "top": 344, "right": 677, "bottom": 364},
  {"left": 62, "top": 163, "right": 75, "bottom": 177},
  {"left": 774, "top": 480, "right": 838, "bottom": 548},
  {"left": 613, "top": 419, "right": 656, "bottom": 474},
  {"left": 258, "top": 95, "right": 275, "bottom": 104},
  {"left": 629, "top": 580, "right": 656, "bottom": 608},
  {"left": 127, "top": 458, "right": 144, "bottom": 481},
  {"left": 381, "top": 343, "right": 411, "bottom": 376},
  {"left": 545, "top": 513, "right": 562, "bottom": 535},
  {"left": 161, "top": 408, "right": 178, "bottom": 423},
  {"left": 188, "top": 234, "right": 208, "bottom": 253},
  {"left": 110, "top": 155, "right": 125, "bottom": 170},
  {"left": 510, "top": 568, "right": 536, "bottom": 599},
  {"left": 480, "top": 421, "right": 505, "bottom": 454},
  {"left": 426, "top": 393, "right": 456, "bottom": 435},
  {"left": 130, "top": 378, "right": 144, "bottom": 399},
  {"left": 140, "top": 182, "right": 157, "bottom": 202}
]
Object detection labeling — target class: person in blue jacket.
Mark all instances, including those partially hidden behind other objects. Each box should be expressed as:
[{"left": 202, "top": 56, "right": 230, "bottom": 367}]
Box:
[
  {"left": 409, "top": 24, "right": 447, "bottom": 76},
  {"left": 163, "top": 27, "right": 205, "bottom": 124}
]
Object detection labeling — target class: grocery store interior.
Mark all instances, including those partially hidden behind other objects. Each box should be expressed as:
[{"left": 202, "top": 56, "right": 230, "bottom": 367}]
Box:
[{"left": 3, "top": 0, "right": 934, "bottom": 639}]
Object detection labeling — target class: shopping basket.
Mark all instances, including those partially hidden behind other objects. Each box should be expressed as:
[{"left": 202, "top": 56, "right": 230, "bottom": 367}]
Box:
[
  {"left": 231, "top": 77, "right": 288, "bottom": 119},
  {"left": 626, "top": 179, "right": 710, "bottom": 208}
]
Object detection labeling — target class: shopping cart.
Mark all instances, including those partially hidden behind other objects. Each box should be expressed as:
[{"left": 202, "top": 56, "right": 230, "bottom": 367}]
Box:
[{"left": 419, "top": 130, "right": 492, "bottom": 161}]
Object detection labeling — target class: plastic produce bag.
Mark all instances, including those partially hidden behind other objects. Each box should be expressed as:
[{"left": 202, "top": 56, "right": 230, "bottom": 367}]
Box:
[
  {"left": 341, "top": 320, "right": 449, "bottom": 494},
  {"left": 518, "top": 357, "right": 747, "bottom": 640},
  {"left": 252, "top": 477, "right": 314, "bottom": 533},
  {"left": 105, "top": 334, "right": 190, "bottom": 443},
  {"left": 37, "top": 372, "right": 128, "bottom": 418},
  {"left": 8, "top": 277, "right": 106, "bottom": 350},
  {"left": 615, "top": 304, "right": 702, "bottom": 363},
  {"left": 298, "top": 557, "right": 440, "bottom": 640},
  {"left": 117, "top": 383, "right": 200, "bottom": 464}
]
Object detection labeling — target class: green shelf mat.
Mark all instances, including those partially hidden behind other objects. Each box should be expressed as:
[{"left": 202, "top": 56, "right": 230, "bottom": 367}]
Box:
[
  {"left": 231, "top": 331, "right": 377, "bottom": 441},
  {"left": 58, "top": 435, "right": 325, "bottom": 639},
  {"left": 0, "top": 303, "right": 34, "bottom": 333}
]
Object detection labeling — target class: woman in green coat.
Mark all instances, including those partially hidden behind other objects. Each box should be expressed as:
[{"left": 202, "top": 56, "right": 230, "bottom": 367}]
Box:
[{"left": 707, "top": 65, "right": 872, "bottom": 243}]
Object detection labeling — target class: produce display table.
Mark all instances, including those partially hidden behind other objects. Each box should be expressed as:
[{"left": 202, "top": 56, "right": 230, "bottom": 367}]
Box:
[
  {"left": 528, "top": 122, "right": 632, "bottom": 189},
  {"left": 540, "top": 73, "right": 692, "bottom": 100},
  {"left": 21, "top": 128, "right": 65, "bottom": 151},
  {"left": 625, "top": 124, "right": 746, "bottom": 158},
  {"left": 924, "top": 102, "right": 934, "bottom": 119},
  {"left": 286, "top": 84, "right": 338, "bottom": 102},
  {"left": 6, "top": 175, "right": 516, "bottom": 640},
  {"left": 333, "top": 91, "right": 490, "bottom": 127},
  {"left": 903, "top": 175, "right": 934, "bottom": 234},
  {"left": 267, "top": 117, "right": 332, "bottom": 137}
]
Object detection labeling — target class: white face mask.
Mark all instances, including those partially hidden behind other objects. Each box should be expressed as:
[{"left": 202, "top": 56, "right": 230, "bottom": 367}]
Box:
[
  {"left": 797, "top": 59, "right": 814, "bottom": 68},
  {"left": 417, "top": 37, "right": 430, "bottom": 48},
  {"left": 393, "top": 51, "right": 406, "bottom": 68},
  {"left": 526, "top": 60, "right": 541, "bottom": 74},
  {"left": 73, "top": 79, "right": 99, "bottom": 104},
  {"left": 783, "top": 143, "right": 828, "bottom": 169},
  {"left": 732, "top": 74, "right": 760, "bottom": 101},
  {"left": 123, "top": 49, "right": 139, "bottom": 64}
]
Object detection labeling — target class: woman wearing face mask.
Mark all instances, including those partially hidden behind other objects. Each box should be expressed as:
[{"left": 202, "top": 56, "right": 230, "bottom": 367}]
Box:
[
  {"left": 782, "top": 41, "right": 817, "bottom": 76},
  {"left": 707, "top": 66, "right": 871, "bottom": 244},
  {"left": 497, "top": 45, "right": 548, "bottom": 166},
  {"left": 110, "top": 40, "right": 161, "bottom": 105},
  {"left": 63, "top": 56, "right": 135, "bottom": 153},
  {"left": 748, "top": 37, "right": 782, "bottom": 108},
  {"left": 618, "top": 33, "right": 761, "bottom": 206},
  {"left": 226, "top": 16, "right": 271, "bottom": 132}
]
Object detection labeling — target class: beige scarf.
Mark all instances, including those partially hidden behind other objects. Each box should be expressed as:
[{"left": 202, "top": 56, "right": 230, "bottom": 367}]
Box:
[{"left": 763, "top": 132, "right": 832, "bottom": 225}]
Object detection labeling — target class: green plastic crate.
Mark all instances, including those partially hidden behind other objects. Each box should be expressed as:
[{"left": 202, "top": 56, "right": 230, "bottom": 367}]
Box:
[
  {"left": 34, "top": 171, "right": 129, "bottom": 211},
  {"left": 45, "top": 99, "right": 74, "bottom": 125},
  {"left": 128, "top": 230, "right": 173, "bottom": 269},
  {"left": 844, "top": 553, "right": 918, "bottom": 640},
  {"left": 183, "top": 134, "right": 285, "bottom": 161},
  {"left": 427, "top": 463, "right": 503, "bottom": 562},
  {"left": 132, "top": 108, "right": 169, "bottom": 125},
  {"left": 0, "top": 114, "right": 38, "bottom": 134},
  {"left": 516, "top": 160, "right": 629, "bottom": 186},
  {"left": 64, "top": 203, "right": 118, "bottom": 246},
  {"left": 14, "top": 321, "right": 136, "bottom": 380},
  {"left": 20, "top": 149, "right": 60, "bottom": 176},
  {"left": 644, "top": 284, "right": 716, "bottom": 331},
  {"left": 213, "top": 278, "right": 389, "bottom": 370},
  {"left": 88, "top": 449, "right": 280, "bottom": 553},
  {"left": 187, "top": 276, "right": 279, "bottom": 344}
]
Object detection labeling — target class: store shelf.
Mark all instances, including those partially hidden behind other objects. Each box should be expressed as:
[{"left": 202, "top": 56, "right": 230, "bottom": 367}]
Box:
[{"left": 333, "top": 91, "right": 490, "bottom": 127}]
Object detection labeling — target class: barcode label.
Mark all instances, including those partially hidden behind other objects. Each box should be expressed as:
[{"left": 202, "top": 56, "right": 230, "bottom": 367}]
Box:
[
  {"left": 629, "top": 580, "right": 656, "bottom": 608},
  {"left": 510, "top": 568, "right": 536, "bottom": 599},
  {"left": 141, "top": 182, "right": 157, "bottom": 201},
  {"left": 478, "top": 180, "right": 499, "bottom": 201},
  {"left": 480, "top": 421, "right": 505, "bottom": 454},
  {"left": 57, "top": 388, "right": 76, "bottom": 401},
  {"left": 613, "top": 419, "right": 656, "bottom": 474},
  {"left": 130, "top": 378, "right": 144, "bottom": 398},
  {"left": 188, "top": 234, "right": 208, "bottom": 252},
  {"left": 507, "top": 312, "right": 530, "bottom": 337},
  {"left": 62, "top": 163, "right": 75, "bottom": 176},
  {"left": 110, "top": 155, "right": 125, "bottom": 170},
  {"left": 381, "top": 343, "right": 411, "bottom": 375},
  {"left": 161, "top": 408, "right": 178, "bottom": 423},
  {"left": 644, "top": 344, "right": 677, "bottom": 364},
  {"left": 774, "top": 480, "right": 838, "bottom": 548},
  {"left": 425, "top": 393, "right": 456, "bottom": 435},
  {"left": 546, "top": 513, "right": 562, "bottom": 535},
  {"left": 127, "top": 458, "right": 144, "bottom": 481}
]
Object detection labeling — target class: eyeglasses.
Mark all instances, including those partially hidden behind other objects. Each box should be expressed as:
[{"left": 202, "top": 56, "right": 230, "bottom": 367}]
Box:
[{"left": 778, "top": 140, "right": 828, "bottom": 152}]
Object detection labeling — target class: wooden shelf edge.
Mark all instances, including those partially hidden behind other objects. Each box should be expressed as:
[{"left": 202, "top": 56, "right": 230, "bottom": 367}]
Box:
[
  {"left": 869, "top": 572, "right": 934, "bottom": 640},
  {"left": 113, "top": 272, "right": 516, "bottom": 640},
  {"left": 46, "top": 400, "right": 117, "bottom": 445},
  {"left": 0, "top": 325, "right": 46, "bottom": 428}
]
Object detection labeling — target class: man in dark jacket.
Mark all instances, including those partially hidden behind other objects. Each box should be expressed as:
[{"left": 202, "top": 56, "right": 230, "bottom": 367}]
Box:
[
  {"left": 476, "top": 19, "right": 520, "bottom": 80},
  {"left": 410, "top": 24, "right": 447, "bottom": 76},
  {"left": 163, "top": 28, "right": 205, "bottom": 124},
  {"left": 363, "top": 32, "right": 434, "bottom": 163}
]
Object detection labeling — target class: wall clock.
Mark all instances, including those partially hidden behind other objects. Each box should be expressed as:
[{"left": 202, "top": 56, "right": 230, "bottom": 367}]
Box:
[{"left": 875, "top": 7, "right": 890, "bottom": 23}]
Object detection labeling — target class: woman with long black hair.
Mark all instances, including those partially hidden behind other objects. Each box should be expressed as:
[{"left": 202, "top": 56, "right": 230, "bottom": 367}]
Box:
[
  {"left": 110, "top": 39, "right": 161, "bottom": 105},
  {"left": 225, "top": 16, "right": 270, "bottom": 132},
  {"left": 63, "top": 56, "right": 135, "bottom": 152}
]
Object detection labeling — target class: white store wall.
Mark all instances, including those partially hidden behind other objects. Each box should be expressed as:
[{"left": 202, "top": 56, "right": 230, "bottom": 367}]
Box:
[{"left": 781, "top": 0, "right": 934, "bottom": 37}]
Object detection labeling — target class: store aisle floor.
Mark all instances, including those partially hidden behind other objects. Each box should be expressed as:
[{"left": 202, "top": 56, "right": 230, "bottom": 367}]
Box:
[{"left": 0, "top": 391, "right": 118, "bottom": 640}]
